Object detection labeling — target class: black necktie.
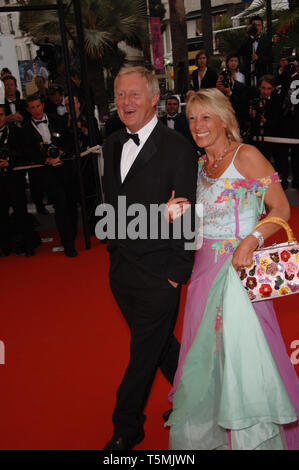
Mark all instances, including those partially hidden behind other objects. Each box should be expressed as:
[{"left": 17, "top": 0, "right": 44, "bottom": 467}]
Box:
[
  {"left": 120, "top": 131, "right": 140, "bottom": 146},
  {"left": 8, "top": 100, "right": 16, "bottom": 105},
  {"left": 167, "top": 116, "right": 175, "bottom": 121},
  {"left": 34, "top": 119, "right": 47, "bottom": 125}
]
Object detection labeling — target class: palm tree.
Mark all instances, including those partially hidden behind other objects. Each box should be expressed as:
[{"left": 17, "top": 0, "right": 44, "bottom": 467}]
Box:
[
  {"left": 168, "top": 0, "right": 189, "bottom": 94},
  {"left": 18, "top": 0, "right": 148, "bottom": 114}
]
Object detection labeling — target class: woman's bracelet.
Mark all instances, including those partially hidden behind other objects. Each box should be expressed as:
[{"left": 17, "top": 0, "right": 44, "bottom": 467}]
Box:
[{"left": 251, "top": 230, "right": 264, "bottom": 248}]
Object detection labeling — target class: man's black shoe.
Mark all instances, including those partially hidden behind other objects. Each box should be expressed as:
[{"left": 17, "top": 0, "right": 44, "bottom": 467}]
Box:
[
  {"left": 103, "top": 432, "right": 144, "bottom": 450},
  {"left": 64, "top": 248, "right": 78, "bottom": 258},
  {"left": 0, "top": 247, "right": 11, "bottom": 257},
  {"left": 162, "top": 409, "right": 173, "bottom": 422}
]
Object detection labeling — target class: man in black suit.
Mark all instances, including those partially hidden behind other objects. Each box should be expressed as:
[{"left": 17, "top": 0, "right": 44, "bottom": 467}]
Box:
[
  {"left": 191, "top": 50, "right": 218, "bottom": 91},
  {"left": 3, "top": 75, "right": 30, "bottom": 127},
  {"left": 22, "top": 93, "right": 78, "bottom": 257},
  {"left": 160, "top": 95, "right": 180, "bottom": 129},
  {"left": 46, "top": 85, "right": 68, "bottom": 119},
  {"left": 3, "top": 75, "right": 49, "bottom": 215},
  {"left": 280, "top": 59, "right": 299, "bottom": 190},
  {"left": 0, "top": 105, "right": 37, "bottom": 257},
  {"left": 216, "top": 69, "right": 250, "bottom": 136},
  {"left": 102, "top": 67, "right": 198, "bottom": 450},
  {"left": 249, "top": 75, "right": 284, "bottom": 183},
  {"left": 237, "top": 16, "right": 272, "bottom": 88},
  {"left": 173, "top": 90, "right": 199, "bottom": 150}
]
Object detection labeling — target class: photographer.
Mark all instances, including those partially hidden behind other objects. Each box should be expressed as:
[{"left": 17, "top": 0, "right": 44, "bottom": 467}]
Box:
[
  {"left": 65, "top": 94, "right": 103, "bottom": 234},
  {"left": 0, "top": 105, "right": 38, "bottom": 257},
  {"left": 216, "top": 57, "right": 250, "bottom": 136},
  {"left": 237, "top": 16, "right": 272, "bottom": 88},
  {"left": 226, "top": 52, "right": 246, "bottom": 85},
  {"left": 22, "top": 93, "right": 78, "bottom": 257},
  {"left": 3, "top": 75, "right": 30, "bottom": 127},
  {"left": 279, "top": 57, "right": 299, "bottom": 190},
  {"left": 250, "top": 75, "right": 284, "bottom": 183}
]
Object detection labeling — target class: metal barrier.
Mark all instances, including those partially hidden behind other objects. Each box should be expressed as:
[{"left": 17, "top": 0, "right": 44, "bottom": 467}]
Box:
[{"left": 253, "top": 136, "right": 299, "bottom": 145}]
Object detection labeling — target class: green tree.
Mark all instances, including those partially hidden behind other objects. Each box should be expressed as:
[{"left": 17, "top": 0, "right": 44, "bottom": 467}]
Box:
[
  {"left": 18, "top": 0, "right": 148, "bottom": 115},
  {"left": 168, "top": 0, "right": 189, "bottom": 94}
]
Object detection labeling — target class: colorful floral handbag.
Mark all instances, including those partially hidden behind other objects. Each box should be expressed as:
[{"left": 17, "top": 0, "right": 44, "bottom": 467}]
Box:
[{"left": 240, "top": 217, "right": 299, "bottom": 302}]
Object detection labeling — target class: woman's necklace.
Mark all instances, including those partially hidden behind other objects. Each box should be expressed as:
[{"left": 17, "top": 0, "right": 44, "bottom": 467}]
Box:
[{"left": 202, "top": 139, "right": 231, "bottom": 178}]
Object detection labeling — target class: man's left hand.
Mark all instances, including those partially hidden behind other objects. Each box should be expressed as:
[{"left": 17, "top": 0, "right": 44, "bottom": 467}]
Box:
[
  {"left": 168, "top": 279, "right": 179, "bottom": 288},
  {"left": 46, "top": 157, "right": 62, "bottom": 166}
]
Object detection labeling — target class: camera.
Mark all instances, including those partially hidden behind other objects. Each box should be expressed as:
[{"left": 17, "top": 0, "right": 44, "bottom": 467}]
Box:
[
  {"left": 284, "top": 60, "right": 298, "bottom": 77},
  {"left": 42, "top": 132, "right": 65, "bottom": 163},
  {"left": 251, "top": 97, "right": 266, "bottom": 123},
  {"left": 0, "top": 144, "right": 13, "bottom": 172},
  {"left": 221, "top": 69, "right": 232, "bottom": 88},
  {"left": 248, "top": 22, "right": 258, "bottom": 40}
]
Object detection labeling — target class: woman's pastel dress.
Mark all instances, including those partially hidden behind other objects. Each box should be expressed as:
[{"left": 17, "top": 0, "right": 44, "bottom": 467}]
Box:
[{"left": 167, "top": 146, "right": 299, "bottom": 450}]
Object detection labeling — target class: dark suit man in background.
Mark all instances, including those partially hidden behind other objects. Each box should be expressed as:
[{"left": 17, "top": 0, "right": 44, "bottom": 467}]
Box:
[
  {"left": 0, "top": 105, "right": 37, "bottom": 257},
  {"left": 103, "top": 67, "right": 198, "bottom": 450},
  {"left": 22, "top": 94, "right": 78, "bottom": 257},
  {"left": 160, "top": 95, "right": 180, "bottom": 129},
  {"left": 3, "top": 75, "right": 29, "bottom": 127},
  {"left": 191, "top": 50, "right": 218, "bottom": 91},
  {"left": 216, "top": 59, "right": 250, "bottom": 136},
  {"left": 237, "top": 15, "right": 272, "bottom": 88}
]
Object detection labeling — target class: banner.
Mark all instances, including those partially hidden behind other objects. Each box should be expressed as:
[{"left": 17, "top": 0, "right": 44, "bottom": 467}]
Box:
[{"left": 150, "top": 17, "right": 164, "bottom": 70}]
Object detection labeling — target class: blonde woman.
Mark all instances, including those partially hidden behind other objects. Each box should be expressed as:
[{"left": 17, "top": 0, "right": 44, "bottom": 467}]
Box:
[{"left": 166, "top": 89, "right": 299, "bottom": 450}]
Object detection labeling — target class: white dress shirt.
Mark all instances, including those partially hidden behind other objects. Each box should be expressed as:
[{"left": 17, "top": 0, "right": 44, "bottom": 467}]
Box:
[
  {"left": 57, "top": 97, "right": 67, "bottom": 116},
  {"left": 120, "top": 115, "right": 158, "bottom": 183},
  {"left": 166, "top": 114, "right": 177, "bottom": 130},
  {"left": 8, "top": 100, "right": 16, "bottom": 115},
  {"left": 32, "top": 114, "right": 52, "bottom": 143},
  {"left": 197, "top": 67, "right": 207, "bottom": 89}
]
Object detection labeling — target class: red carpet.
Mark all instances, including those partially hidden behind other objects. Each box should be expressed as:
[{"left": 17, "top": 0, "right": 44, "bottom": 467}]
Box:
[{"left": 1, "top": 208, "right": 299, "bottom": 450}]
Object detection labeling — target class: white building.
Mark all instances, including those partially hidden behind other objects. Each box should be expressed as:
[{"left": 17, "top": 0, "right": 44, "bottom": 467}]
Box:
[
  {"left": 162, "top": 0, "right": 247, "bottom": 66},
  {"left": 0, "top": 0, "right": 37, "bottom": 62}
]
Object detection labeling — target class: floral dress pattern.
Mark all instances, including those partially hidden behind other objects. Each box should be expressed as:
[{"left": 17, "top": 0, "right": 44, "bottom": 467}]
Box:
[{"left": 166, "top": 156, "right": 299, "bottom": 450}]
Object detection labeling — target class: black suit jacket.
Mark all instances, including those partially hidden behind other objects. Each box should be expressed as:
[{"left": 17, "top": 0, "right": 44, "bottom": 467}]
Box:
[
  {"left": 103, "top": 120, "right": 198, "bottom": 287},
  {"left": 230, "top": 81, "right": 250, "bottom": 132},
  {"left": 251, "top": 91, "right": 282, "bottom": 137},
  {"left": 0, "top": 124, "right": 25, "bottom": 168},
  {"left": 191, "top": 67, "right": 218, "bottom": 91},
  {"left": 5, "top": 97, "right": 31, "bottom": 125},
  {"left": 22, "top": 114, "right": 73, "bottom": 165},
  {"left": 237, "top": 35, "right": 272, "bottom": 85}
]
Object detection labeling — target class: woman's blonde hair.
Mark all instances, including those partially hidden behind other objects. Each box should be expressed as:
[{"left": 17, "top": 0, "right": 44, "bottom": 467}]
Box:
[
  {"left": 114, "top": 66, "right": 160, "bottom": 97},
  {"left": 186, "top": 88, "right": 241, "bottom": 142}
]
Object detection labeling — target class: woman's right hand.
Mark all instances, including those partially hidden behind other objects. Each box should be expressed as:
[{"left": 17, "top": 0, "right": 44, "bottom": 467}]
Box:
[{"left": 164, "top": 190, "right": 190, "bottom": 222}]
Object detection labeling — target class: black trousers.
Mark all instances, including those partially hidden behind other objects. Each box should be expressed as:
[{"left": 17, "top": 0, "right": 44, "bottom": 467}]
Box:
[
  {"left": 0, "top": 171, "right": 34, "bottom": 251},
  {"left": 32, "top": 165, "right": 77, "bottom": 247},
  {"left": 109, "top": 267, "right": 181, "bottom": 439}
]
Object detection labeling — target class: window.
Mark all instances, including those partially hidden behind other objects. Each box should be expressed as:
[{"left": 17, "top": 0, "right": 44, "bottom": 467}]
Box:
[
  {"left": 26, "top": 43, "right": 32, "bottom": 60},
  {"left": 15, "top": 45, "right": 22, "bottom": 61},
  {"left": 8, "top": 14, "right": 14, "bottom": 34}
]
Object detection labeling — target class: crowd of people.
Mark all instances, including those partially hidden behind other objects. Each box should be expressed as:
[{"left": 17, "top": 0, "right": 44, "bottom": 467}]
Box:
[
  {"left": 162, "top": 16, "right": 299, "bottom": 191},
  {"left": 1, "top": 13, "right": 299, "bottom": 451},
  {"left": 0, "top": 68, "right": 102, "bottom": 258}
]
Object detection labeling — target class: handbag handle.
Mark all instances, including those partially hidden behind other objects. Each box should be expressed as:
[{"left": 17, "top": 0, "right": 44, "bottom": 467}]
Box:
[{"left": 254, "top": 216, "right": 297, "bottom": 243}]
